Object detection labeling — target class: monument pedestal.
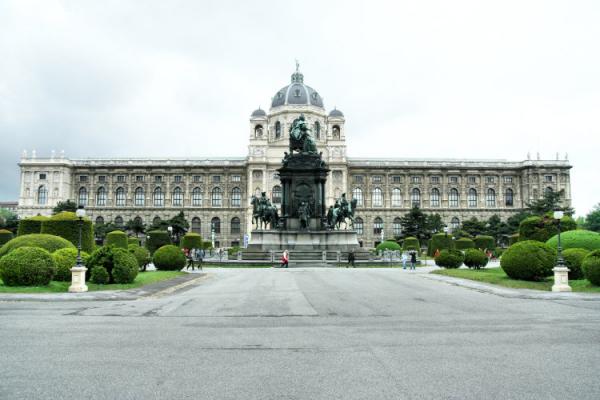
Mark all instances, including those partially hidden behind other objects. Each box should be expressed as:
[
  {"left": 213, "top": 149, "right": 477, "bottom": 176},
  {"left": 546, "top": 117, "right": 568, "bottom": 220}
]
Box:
[{"left": 247, "top": 229, "right": 359, "bottom": 252}]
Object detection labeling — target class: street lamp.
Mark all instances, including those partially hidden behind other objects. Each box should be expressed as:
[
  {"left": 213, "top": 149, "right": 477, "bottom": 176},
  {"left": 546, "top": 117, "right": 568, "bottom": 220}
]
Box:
[
  {"left": 443, "top": 226, "right": 449, "bottom": 237},
  {"left": 551, "top": 210, "right": 571, "bottom": 292},
  {"left": 69, "top": 206, "right": 88, "bottom": 293},
  {"left": 167, "top": 225, "right": 173, "bottom": 242}
]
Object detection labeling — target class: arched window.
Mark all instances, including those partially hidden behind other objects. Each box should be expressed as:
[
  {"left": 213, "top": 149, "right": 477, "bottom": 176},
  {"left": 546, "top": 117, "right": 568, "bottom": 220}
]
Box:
[
  {"left": 134, "top": 187, "right": 145, "bottom": 206},
  {"left": 372, "top": 187, "right": 383, "bottom": 207},
  {"left": 115, "top": 187, "right": 125, "bottom": 207},
  {"left": 314, "top": 121, "right": 321, "bottom": 140},
  {"left": 153, "top": 216, "right": 162, "bottom": 226},
  {"left": 430, "top": 188, "right": 440, "bottom": 207},
  {"left": 332, "top": 125, "right": 340, "bottom": 139},
  {"left": 411, "top": 188, "right": 421, "bottom": 207},
  {"left": 212, "top": 187, "right": 222, "bottom": 207},
  {"left": 352, "top": 187, "right": 363, "bottom": 206},
  {"left": 373, "top": 217, "right": 383, "bottom": 235},
  {"left": 254, "top": 124, "right": 263, "bottom": 138},
  {"left": 468, "top": 188, "right": 478, "bottom": 208},
  {"left": 271, "top": 185, "right": 282, "bottom": 204},
  {"left": 96, "top": 187, "right": 107, "bottom": 206},
  {"left": 172, "top": 187, "right": 183, "bottom": 207},
  {"left": 545, "top": 186, "right": 554, "bottom": 195},
  {"left": 231, "top": 217, "right": 241, "bottom": 234},
  {"left": 451, "top": 217, "right": 460, "bottom": 231},
  {"left": 231, "top": 187, "right": 242, "bottom": 207},
  {"left": 78, "top": 187, "right": 87, "bottom": 206},
  {"left": 114, "top": 216, "right": 124, "bottom": 227},
  {"left": 486, "top": 188, "right": 496, "bottom": 207},
  {"left": 191, "top": 217, "right": 201, "bottom": 234},
  {"left": 393, "top": 217, "right": 402, "bottom": 236},
  {"left": 505, "top": 188, "right": 514, "bottom": 207},
  {"left": 37, "top": 185, "right": 48, "bottom": 205},
  {"left": 133, "top": 216, "right": 143, "bottom": 225},
  {"left": 354, "top": 217, "right": 364, "bottom": 235},
  {"left": 95, "top": 216, "right": 104, "bottom": 225},
  {"left": 211, "top": 217, "right": 221, "bottom": 234},
  {"left": 391, "top": 188, "right": 402, "bottom": 207},
  {"left": 449, "top": 188, "right": 459, "bottom": 208},
  {"left": 275, "top": 121, "right": 282, "bottom": 139},
  {"left": 153, "top": 187, "right": 164, "bottom": 207},
  {"left": 192, "top": 187, "right": 202, "bottom": 206}
]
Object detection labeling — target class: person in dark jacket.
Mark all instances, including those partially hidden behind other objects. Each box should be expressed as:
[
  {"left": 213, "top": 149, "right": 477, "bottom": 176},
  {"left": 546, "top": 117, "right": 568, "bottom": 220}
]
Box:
[
  {"left": 410, "top": 251, "right": 417, "bottom": 270},
  {"left": 347, "top": 251, "right": 356, "bottom": 268}
]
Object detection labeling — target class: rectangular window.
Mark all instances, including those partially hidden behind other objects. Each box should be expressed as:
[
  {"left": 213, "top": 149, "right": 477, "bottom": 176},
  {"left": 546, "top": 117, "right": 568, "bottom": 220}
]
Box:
[
  {"left": 486, "top": 176, "right": 495, "bottom": 184},
  {"left": 39, "top": 173, "right": 47, "bottom": 180},
  {"left": 231, "top": 175, "right": 241, "bottom": 182},
  {"left": 154, "top": 175, "right": 163, "bottom": 183},
  {"left": 468, "top": 176, "right": 476, "bottom": 184},
  {"left": 98, "top": 175, "right": 106, "bottom": 183},
  {"left": 503, "top": 176, "right": 513, "bottom": 183},
  {"left": 372, "top": 175, "right": 382, "bottom": 183},
  {"left": 353, "top": 175, "right": 364, "bottom": 184},
  {"left": 212, "top": 175, "right": 221, "bottom": 184},
  {"left": 136, "top": 175, "right": 144, "bottom": 182},
  {"left": 79, "top": 175, "right": 88, "bottom": 183},
  {"left": 116, "top": 175, "right": 125, "bottom": 183},
  {"left": 410, "top": 176, "right": 421, "bottom": 184},
  {"left": 544, "top": 175, "right": 554, "bottom": 182},
  {"left": 449, "top": 176, "right": 458, "bottom": 184},
  {"left": 193, "top": 175, "right": 202, "bottom": 183},
  {"left": 174, "top": 175, "right": 182, "bottom": 183},
  {"left": 392, "top": 176, "right": 401, "bottom": 184},
  {"left": 430, "top": 176, "right": 440, "bottom": 184}
]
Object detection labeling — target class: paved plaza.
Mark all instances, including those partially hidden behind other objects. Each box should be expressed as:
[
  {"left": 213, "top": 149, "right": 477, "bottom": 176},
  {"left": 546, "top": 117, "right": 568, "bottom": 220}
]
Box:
[{"left": 2, "top": 268, "right": 600, "bottom": 399}]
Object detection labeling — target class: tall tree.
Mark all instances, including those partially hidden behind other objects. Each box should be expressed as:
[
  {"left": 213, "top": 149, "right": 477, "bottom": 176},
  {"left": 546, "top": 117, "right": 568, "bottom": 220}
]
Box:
[
  {"left": 0, "top": 208, "right": 19, "bottom": 233},
  {"left": 125, "top": 219, "right": 146, "bottom": 237},
  {"left": 425, "top": 213, "right": 446, "bottom": 239},
  {"left": 506, "top": 211, "right": 532, "bottom": 233},
  {"left": 484, "top": 214, "right": 511, "bottom": 246},
  {"left": 52, "top": 200, "right": 78, "bottom": 214},
  {"left": 399, "top": 206, "right": 428, "bottom": 241},
  {"left": 526, "top": 189, "right": 574, "bottom": 216},
  {"left": 94, "top": 222, "right": 118, "bottom": 242},
  {"left": 584, "top": 203, "right": 600, "bottom": 233},
  {"left": 168, "top": 211, "right": 189, "bottom": 243},
  {"left": 462, "top": 217, "right": 486, "bottom": 237}
]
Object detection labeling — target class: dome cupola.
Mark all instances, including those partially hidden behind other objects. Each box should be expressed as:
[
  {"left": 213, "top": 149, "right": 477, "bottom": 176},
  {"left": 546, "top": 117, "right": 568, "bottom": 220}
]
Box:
[{"left": 271, "top": 62, "right": 324, "bottom": 109}]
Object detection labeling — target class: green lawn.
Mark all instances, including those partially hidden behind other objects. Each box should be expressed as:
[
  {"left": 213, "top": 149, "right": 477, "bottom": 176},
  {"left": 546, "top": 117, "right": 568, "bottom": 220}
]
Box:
[
  {"left": 0, "top": 271, "right": 186, "bottom": 294},
  {"left": 432, "top": 267, "right": 600, "bottom": 293}
]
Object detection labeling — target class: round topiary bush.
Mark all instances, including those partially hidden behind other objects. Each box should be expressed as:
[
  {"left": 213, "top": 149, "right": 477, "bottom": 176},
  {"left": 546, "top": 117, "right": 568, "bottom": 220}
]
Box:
[
  {"left": 181, "top": 233, "right": 203, "bottom": 250},
  {"left": 474, "top": 235, "right": 495, "bottom": 251},
  {"left": 561, "top": 248, "right": 589, "bottom": 280},
  {"left": 582, "top": 250, "right": 600, "bottom": 286},
  {"left": 90, "top": 266, "right": 109, "bottom": 284},
  {"left": 87, "top": 246, "right": 139, "bottom": 284},
  {"left": 545, "top": 230, "right": 600, "bottom": 252},
  {"left": 17, "top": 215, "right": 49, "bottom": 236},
  {"left": 500, "top": 240, "right": 556, "bottom": 281},
  {"left": 0, "top": 229, "right": 14, "bottom": 246},
  {"left": 128, "top": 237, "right": 140, "bottom": 246},
  {"left": 519, "top": 215, "right": 577, "bottom": 243},
  {"left": 434, "top": 249, "right": 464, "bottom": 269},
  {"left": 128, "top": 244, "right": 151, "bottom": 270},
  {"left": 146, "top": 230, "right": 172, "bottom": 255},
  {"left": 455, "top": 238, "right": 475, "bottom": 250},
  {"left": 153, "top": 244, "right": 186, "bottom": 271},
  {"left": 105, "top": 230, "right": 128, "bottom": 249},
  {"left": 376, "top": 240, "right": 401, "bottom": 252},
  {"left": 51, "top": 247, "right": 90, "bottom": 281},
  {"left": 463, "top": 248, "right": 489, "bottom": 269},
  {"left": 402, "top": 237, "right": 420, "bottom": 251},
  {"left": 429, "top": 233, "right": 454, "bottom": 256},
  {"left": 0, "top": 234, "right": 75, "bottom": 258},
  {"left": 0, "top": 247, "right": 55, "bottom": 286},
  {"left": 40, "top": 212, "right": 94, "bottom": 253}
]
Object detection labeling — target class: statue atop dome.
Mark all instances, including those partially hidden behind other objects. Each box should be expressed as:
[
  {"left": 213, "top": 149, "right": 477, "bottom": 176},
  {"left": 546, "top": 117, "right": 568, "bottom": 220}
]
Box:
[{"left": 289, "top": 114, "right": 317, "bottom": 154}]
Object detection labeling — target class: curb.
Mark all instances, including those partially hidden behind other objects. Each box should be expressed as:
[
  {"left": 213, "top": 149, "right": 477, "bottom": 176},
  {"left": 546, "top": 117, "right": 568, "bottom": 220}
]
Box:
[
  {"left": 422, "top": 273, "right": 600, "bottom": 301},
  {"left": 0, "top": 273, "right": 207, "bottom": 302}
]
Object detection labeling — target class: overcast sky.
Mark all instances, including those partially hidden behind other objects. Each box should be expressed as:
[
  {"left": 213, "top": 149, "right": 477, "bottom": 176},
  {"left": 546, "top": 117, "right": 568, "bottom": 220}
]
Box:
[{"left": 1, "top": 0, "right": 598, "bottom": 215}]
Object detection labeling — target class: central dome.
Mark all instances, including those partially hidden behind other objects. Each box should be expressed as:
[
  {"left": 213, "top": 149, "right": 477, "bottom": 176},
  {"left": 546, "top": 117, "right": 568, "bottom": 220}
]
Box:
[{"left": 271, "top": 70, "right": 324, "bottom": 109}]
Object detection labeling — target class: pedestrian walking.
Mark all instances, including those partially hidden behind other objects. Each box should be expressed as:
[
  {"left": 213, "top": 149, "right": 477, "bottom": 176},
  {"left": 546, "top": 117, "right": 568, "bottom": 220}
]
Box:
[
  {"left": 185, "top": 248, "right": 195, "bottom": 270},
  {"left": 347, "top": 250, "right": 356, "bottom": 268},
  {"left": 401, "top": 252, "right": 408, "bottom": 270},
  {"left": 280, "top": 249, "right": 289, "bottom": 268},
  {"left": 410, "top": 250, "right": 417, "bottom": 270}
]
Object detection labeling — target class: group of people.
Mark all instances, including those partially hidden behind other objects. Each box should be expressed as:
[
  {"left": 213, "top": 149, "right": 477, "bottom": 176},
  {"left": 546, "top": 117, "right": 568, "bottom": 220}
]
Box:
[
  {"left": 401, "top": 251, "right": 418, "bottom": 270},
  {"left": 182, "top": 247, "right": 205, "bottom": 270}
]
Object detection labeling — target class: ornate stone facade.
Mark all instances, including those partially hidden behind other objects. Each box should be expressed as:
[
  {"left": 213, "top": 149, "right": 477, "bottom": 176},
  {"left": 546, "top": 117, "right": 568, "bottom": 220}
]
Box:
[{"left": 17, "top": 67, "right": 572, "bottom": 248}]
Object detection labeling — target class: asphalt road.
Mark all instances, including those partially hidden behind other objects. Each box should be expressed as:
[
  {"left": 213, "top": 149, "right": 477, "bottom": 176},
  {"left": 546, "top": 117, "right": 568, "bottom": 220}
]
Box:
[{"left": 1, "top": 268, "right": 600, "bottom": 400}]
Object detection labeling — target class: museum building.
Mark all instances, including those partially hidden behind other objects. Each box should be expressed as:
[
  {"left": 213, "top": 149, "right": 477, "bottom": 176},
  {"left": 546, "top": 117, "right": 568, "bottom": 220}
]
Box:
[{"left": 16, "top": 67, "right": 573, "bottom": 248}]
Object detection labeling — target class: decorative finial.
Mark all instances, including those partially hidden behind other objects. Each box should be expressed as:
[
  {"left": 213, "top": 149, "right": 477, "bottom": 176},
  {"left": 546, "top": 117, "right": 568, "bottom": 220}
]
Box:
[
  {"left": 565, "top": 152, "right": 568, "bottom": 160},
  {"left": 536, "top": 152, "right": 540, "bottom": 160},
  {"left": 22, "top": 150, "right": 27, "bottom": 159},
  {"left": 295, "top": 59, "right": 299, "bottom": 73},
  {"left": 527, "top": 152, "right": 531, "bottom": 160},
  {"left": 32, "top": 149, "right": 37, "bottom": 158}
]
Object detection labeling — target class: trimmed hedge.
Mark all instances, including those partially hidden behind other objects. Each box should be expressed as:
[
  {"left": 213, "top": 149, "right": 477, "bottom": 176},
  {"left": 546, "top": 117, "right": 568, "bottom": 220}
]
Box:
[
  {"left": 519, "top": 215, "right": 577, "bottom": 243},
  {"left": 128, "top": 237, "right": 140, "bottom": 246},
  {"left": 0, "top": 234, "right": 75, "bottom": 258},
  {"left": 105, "top": 230, "right": 128, "bottom": 249},
  {"left": 376, "top": 240, "right": 401, "bottom": 252},
  {"left": 90, "top": 266, "right": 109, "bottom": 284},
  {"left": 51, "top": 247, "right": 90, "bottom": 281},
  {"left": 582, "top": 250, "right": 600, "bottom": 286},
  {"left": 474, "top": 235, "right": 495, "bottom": 251},
  {"left": 0, "top": 229, "right": 13, "bottom": 246},
  {"left": 146, "top": 230, "right": 171, "bottom": 255},
  {"left": 87, "top": 246, "right": 138, "bottom": 284},
  {"left": 501, "top": 240, "right": 556, "bottom": 281},
  {"left": 41, "top": 212, "right": 94, "bottom": 253},
  {"left": 0, "top": 247, "right": 55, "bottom": 286},
  {"left": 561, "top": 248, "right": 589, "bottom": 280},
  {"left": 402, "top": 237, "right": 420, "bottom": 251},
  {"left": 128, "top": 244, "right": 151, "bottom": 269},
  {"left": 463, "top": 248, "right": 489, "bottom": 269},
  {"left": 434, "top": 249, "right": 464, "bottom": 269},
  {"left": 455, "top": 238, "right": 475, "bottom": 250},
  {"left": 181, "top": 233, "right": 203, "bottom": 250},
  {"left": 546, "top": 230, "right": 600, "bottom": 252},
  {"left": 429, "top": 233, "right": 454, "bottom": 256},
  {"left": 153, "top": 245, "right": 186, "bottom": 271},
  {"left": 17, "top": 215, "right": 49, "bottom": 236}
]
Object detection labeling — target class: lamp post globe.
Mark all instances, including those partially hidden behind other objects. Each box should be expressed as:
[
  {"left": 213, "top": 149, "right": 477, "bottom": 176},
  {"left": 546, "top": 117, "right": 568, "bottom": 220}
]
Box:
[
  {"left": 69, "top": 205, "right": 88, "bottom": 293},
  {"left": 551, "top": 209, "right": 571, "bottom": 292}
]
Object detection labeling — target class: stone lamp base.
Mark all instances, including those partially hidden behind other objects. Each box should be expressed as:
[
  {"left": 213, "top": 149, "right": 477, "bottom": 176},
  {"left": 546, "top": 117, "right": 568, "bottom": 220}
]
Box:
[
  {"left": 551, "top": 266, "right": 572, "bottom": 292},
  {"left": 69, "top": 266, "right": 88, "bottom": 293}
]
